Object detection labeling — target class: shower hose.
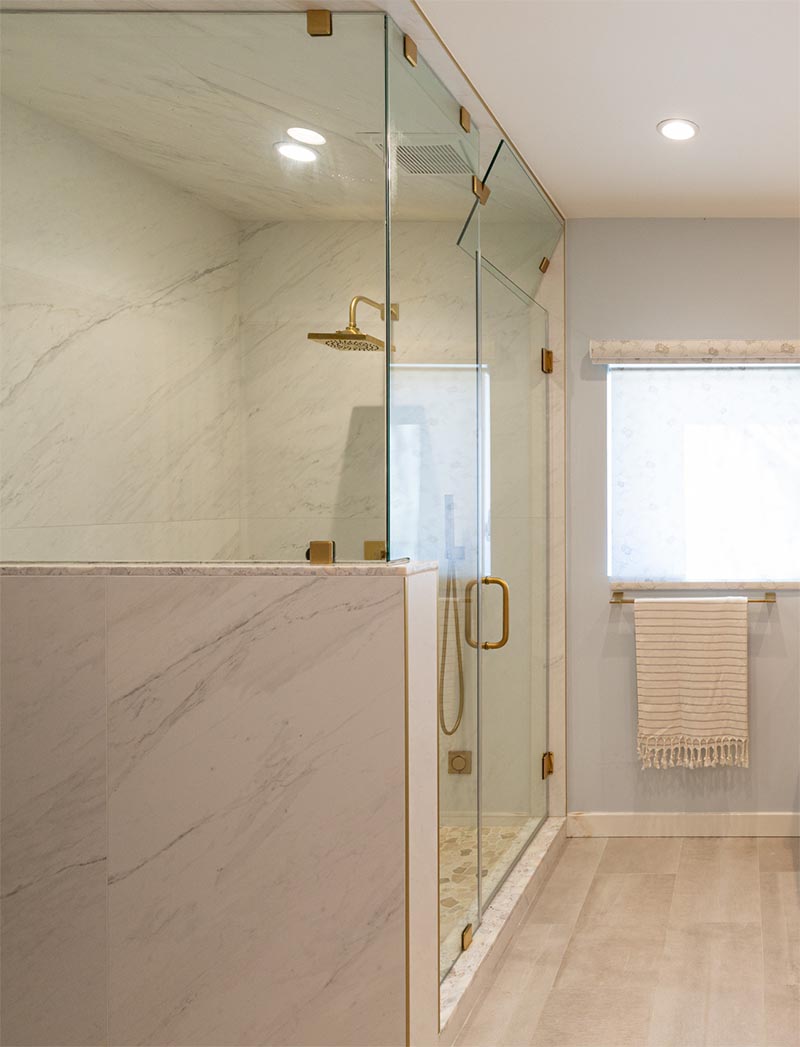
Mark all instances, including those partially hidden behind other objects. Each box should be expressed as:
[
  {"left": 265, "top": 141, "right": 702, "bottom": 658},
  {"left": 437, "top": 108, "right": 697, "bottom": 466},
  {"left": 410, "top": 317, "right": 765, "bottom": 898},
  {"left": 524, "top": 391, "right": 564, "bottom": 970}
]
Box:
[{"left": 438, "top": 560, "right": 466, "bottom": 736}]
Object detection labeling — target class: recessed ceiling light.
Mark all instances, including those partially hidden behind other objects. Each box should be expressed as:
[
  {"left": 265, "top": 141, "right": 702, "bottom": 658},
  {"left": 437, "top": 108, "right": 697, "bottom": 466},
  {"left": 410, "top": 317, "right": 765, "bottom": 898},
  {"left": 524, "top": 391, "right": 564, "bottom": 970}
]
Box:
[
  {"left": 657, "top": 118, "right": 699, "bottom": 141},
  {"left": 276, "top": 142, "right": 318, "bottom": 163},
  {"left": 287, "top": 127, "right": 326, "bottom": 146}
]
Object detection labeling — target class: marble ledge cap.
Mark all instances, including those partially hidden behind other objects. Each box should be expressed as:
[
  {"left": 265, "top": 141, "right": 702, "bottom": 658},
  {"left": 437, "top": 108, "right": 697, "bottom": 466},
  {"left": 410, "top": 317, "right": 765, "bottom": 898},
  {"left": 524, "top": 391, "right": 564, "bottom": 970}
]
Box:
[{"left": 0, "top": 560, "right": 439, "bottom": 577}]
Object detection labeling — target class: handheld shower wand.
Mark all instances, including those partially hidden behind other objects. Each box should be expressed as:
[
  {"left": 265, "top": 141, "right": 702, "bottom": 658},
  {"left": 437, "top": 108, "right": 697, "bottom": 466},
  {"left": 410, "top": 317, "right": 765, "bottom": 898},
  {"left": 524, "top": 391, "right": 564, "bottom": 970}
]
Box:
[{"left": 439, "top": 495, "right": 466, "bottom": 736}]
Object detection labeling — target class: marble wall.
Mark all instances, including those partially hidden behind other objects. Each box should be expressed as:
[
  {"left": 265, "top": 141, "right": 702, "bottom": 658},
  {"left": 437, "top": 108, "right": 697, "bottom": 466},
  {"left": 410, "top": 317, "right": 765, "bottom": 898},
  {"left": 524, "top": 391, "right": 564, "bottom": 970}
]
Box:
[
  {"left": 0, "top": 100, "right": 243, "bottom": 562},
  {"left": 238, "top": 220, "right": 386, "bottom": 562},
  {"left": 0, "top": 101, "right": 394, "bottom": 565},
  {"left": 0, "top": 564, "right": 437, "bottom": 1046}
]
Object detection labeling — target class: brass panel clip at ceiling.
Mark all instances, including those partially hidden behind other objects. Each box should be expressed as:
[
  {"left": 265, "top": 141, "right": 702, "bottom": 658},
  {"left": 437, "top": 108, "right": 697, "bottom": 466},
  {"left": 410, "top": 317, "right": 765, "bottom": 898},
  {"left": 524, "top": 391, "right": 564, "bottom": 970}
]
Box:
[
  {"left": 459, "top": 106, "right": 472, "bottom": 133},
  {"left": 403, "top": 34, "right": 418, "bottom": 66},
  {"left": 306, "top": 10, "right": 332, "bottom": 36},
  {"left": 542, "top": 751, "right": 555, "bottom": 779},
  {"left": 472, "top": 176, "right": 491, "bottom": 205},
  {"left": 541, "top": 348, "right": 554, "bottom": 374},
  {"left": 539, "top": 256, "right": 551, "bottom": 273}
]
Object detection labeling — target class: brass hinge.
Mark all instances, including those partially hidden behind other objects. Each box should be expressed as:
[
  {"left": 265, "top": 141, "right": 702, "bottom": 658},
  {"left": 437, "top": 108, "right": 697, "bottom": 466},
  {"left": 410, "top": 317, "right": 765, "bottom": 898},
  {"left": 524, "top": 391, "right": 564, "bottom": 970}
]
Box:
[
  {"left": 306, "top": 10, "right": 332, "bottom": 36},
  {"left": 542, "top": 751, "right": 554, "bottom": 779},
  {"left": 461, "top": 923, "right": 473, "bottom": 951},
  {"left": 459, "top": 106, "right": 471, "bottom": 133},
  {"left": 539, "top": 256, "right": 550, "bottom": 274},
  {"left": 472, "top": 176, "right": 491, "bottom": 205},
  {"left": 403, "top": 34, "right": 418, "bottom": 66},
  {"left": 541, "top": 348, "right": 554, "bottom": 374}
]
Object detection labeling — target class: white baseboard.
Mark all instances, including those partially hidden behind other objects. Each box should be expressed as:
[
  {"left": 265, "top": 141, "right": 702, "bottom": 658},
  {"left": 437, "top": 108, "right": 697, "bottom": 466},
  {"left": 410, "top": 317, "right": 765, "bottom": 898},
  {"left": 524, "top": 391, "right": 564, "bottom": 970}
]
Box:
[{"left": 568, "top": 811, "right": 800, "bottom": 837}]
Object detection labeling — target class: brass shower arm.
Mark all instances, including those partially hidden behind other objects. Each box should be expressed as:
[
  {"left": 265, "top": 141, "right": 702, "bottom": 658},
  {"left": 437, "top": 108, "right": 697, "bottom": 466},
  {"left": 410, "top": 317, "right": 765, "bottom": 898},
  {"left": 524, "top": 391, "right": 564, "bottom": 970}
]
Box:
[{"left": 348, "top": 295, "right": 400, "bottom": 330}]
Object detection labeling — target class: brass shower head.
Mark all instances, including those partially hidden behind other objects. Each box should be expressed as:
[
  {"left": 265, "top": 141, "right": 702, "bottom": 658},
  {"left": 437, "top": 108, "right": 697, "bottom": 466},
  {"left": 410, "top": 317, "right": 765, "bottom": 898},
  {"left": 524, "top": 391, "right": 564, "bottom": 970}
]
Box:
[{"left": 308, "top": 295, "right": 399, "bottom": 352}]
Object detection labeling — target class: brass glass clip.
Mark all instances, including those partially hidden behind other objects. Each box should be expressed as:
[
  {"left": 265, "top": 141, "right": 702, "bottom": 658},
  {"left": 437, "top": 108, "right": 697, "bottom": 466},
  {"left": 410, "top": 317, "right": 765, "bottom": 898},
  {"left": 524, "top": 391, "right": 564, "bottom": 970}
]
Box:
[{"left": 306, "top": 10, "right": 332, "bottom": 36}]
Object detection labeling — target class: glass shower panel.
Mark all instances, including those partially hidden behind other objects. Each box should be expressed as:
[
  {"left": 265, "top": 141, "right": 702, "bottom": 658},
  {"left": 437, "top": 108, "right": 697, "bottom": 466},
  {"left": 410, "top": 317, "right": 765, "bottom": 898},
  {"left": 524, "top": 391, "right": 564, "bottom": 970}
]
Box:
[
  {"left": 385, "top": 20, "right": 482, "bottom": 981},
  {"left": 479, "top": 282, "right": 549, "bottom": 904},
  {"left": 459, "top": 141, "right": 562, "bottom": 302},
  {"left": 0, "top": 12, "right": 387, "bottom": 563},
  {"left": 460, "top": 140, "right": 556, "bottom": 908}
]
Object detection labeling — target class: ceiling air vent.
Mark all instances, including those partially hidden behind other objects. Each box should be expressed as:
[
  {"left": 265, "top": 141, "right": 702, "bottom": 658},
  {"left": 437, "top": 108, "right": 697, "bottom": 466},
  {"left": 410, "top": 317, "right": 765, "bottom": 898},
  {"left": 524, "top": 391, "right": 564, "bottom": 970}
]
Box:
[{"left": 360, "top": 132, "right": 475, "bottom": 176}]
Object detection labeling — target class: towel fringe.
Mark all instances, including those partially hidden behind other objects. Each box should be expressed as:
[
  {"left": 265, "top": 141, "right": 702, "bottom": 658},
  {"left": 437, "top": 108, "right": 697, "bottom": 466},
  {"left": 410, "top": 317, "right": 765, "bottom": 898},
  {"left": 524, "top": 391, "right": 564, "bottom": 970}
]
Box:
[{"left": 637, "top": 733, "right": 749, "bottom": 770}]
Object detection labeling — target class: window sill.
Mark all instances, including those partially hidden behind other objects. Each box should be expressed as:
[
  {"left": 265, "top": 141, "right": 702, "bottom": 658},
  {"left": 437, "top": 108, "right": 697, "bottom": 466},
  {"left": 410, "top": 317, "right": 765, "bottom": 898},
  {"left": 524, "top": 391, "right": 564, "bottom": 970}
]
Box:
[{"left": 609, "top": 580, "right": 800, "bottom": 591}]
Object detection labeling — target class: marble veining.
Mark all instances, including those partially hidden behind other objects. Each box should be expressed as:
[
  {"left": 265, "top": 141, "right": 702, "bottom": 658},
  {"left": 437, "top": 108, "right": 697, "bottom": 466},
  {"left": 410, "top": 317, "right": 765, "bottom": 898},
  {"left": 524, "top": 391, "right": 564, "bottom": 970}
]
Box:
[
  {"left": 104, "top": 574, "right": 407, "bottom": 1046},
  {"left": 1, "top": 570, "right": 420, "bottom": 1046},
  {"left": 1, "top": 100, "right": 243, "bottom": 561},
  {"left": 0, "top": 13, "right": 387, "bottom": 224},
  {"left": 0, "top": 576, "right": 108, "bottom": 1046}
]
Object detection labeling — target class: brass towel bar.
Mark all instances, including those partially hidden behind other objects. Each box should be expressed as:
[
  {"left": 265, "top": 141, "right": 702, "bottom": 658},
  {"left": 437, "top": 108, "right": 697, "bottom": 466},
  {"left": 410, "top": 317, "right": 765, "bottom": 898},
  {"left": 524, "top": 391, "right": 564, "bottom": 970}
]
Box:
[{"left": 610, "top": 590, "right": 777, "bottom": 605}]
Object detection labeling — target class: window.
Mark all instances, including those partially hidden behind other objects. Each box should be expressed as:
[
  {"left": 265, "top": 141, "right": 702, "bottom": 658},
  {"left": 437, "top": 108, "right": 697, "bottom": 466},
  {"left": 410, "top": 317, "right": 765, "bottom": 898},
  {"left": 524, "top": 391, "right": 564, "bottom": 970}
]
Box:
[{"left": 608, "top": 365, "right": 800, "bottom": 582}]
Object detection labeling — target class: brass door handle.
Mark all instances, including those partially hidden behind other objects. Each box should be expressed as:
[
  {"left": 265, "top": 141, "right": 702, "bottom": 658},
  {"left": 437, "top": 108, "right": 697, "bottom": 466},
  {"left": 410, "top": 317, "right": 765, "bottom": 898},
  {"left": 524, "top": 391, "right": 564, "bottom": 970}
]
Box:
[
  {"left": 483, "top": 576, "right": 510, "bottom": 649},
  {"left": 464, "top": 576, "right": 510, "bottom": 650}
]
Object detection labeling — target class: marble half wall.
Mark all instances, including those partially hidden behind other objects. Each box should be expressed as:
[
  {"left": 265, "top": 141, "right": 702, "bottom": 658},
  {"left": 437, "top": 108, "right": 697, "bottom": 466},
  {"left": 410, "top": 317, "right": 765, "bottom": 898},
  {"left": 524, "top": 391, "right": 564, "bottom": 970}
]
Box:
[
  {"left": 0, "top": 575, "right": 107, "bottom": 1047},
  {"left": 0, "top": 563, "right": 439, "bottom": 1047}
]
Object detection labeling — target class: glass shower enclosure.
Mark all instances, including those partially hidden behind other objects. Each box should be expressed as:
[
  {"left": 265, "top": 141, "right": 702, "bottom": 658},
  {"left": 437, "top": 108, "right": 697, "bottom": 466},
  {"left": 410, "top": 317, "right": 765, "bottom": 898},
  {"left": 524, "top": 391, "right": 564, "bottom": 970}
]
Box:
[{"left": 0, "top": 8, "right": 563, "bottom": 990}]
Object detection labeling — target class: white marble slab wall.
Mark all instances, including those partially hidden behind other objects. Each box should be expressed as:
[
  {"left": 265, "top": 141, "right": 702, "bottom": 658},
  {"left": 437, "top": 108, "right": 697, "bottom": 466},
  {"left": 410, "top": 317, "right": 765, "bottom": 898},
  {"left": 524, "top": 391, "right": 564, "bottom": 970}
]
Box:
[
  {"left": 1, "top": 564, "right": 437, "bottom": 1046},
  {"left": 238, "top": 220, "right": 387, "bottom": 562},
  {"left": 0, "top": 99, "right": 242, "bottom": 562}
]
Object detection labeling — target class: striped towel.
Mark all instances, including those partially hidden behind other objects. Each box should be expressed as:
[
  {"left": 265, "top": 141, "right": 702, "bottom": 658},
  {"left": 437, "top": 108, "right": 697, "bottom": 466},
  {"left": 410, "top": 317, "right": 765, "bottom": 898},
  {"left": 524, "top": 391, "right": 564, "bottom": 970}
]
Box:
[{"left": 634, "top": 598, "right": 749, "bottom": 769}]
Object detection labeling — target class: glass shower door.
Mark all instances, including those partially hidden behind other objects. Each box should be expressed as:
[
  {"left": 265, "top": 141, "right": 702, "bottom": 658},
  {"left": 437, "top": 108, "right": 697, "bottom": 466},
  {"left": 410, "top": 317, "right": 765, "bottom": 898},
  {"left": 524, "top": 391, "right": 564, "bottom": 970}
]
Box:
[
  {"left": 478, "top": 283, "right": 549, "bottom": 903},
  {"left": 462, "top": 141, "right": 562, "bottom": 906}
]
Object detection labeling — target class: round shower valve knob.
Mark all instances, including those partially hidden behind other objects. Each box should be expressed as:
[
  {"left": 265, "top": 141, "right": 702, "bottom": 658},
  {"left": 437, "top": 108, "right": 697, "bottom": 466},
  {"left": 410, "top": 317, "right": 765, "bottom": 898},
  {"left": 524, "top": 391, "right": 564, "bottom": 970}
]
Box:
[{"left": 448, "top": 751, "right": 472, "bottom": 774}]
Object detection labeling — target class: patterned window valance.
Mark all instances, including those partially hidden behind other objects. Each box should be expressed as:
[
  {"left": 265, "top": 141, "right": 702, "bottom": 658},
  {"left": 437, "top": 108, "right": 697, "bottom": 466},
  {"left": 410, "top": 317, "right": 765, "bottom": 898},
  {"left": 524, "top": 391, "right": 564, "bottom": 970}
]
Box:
[{"left": 590, "top": 339, "right": 800, "bottom": 364}]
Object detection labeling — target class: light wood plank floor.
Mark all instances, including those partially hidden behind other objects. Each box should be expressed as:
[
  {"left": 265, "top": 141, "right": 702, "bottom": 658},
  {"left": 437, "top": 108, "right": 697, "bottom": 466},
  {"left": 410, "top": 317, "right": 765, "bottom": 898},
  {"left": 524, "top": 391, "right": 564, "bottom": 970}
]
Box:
[{"left": 456, "top": 837, "right": 800, "bottom": 1047}]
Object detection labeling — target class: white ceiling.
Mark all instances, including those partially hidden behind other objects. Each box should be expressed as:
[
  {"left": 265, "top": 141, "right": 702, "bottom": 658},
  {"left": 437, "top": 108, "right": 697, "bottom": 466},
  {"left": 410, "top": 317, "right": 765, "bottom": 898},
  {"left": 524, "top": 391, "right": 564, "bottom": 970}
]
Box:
[
  {"left": 0, "top": 10, "right": 482, "bottom": 223},
  {"left": 418, "top": 0, "right": 800, "bottom": 218}
]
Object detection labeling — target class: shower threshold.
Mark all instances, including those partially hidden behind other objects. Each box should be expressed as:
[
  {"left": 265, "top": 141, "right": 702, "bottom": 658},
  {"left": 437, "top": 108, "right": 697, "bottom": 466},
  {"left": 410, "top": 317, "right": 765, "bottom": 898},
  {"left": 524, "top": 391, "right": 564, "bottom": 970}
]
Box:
[{"left": 439, "top": 818, "right": 543, "bottom": 981}]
